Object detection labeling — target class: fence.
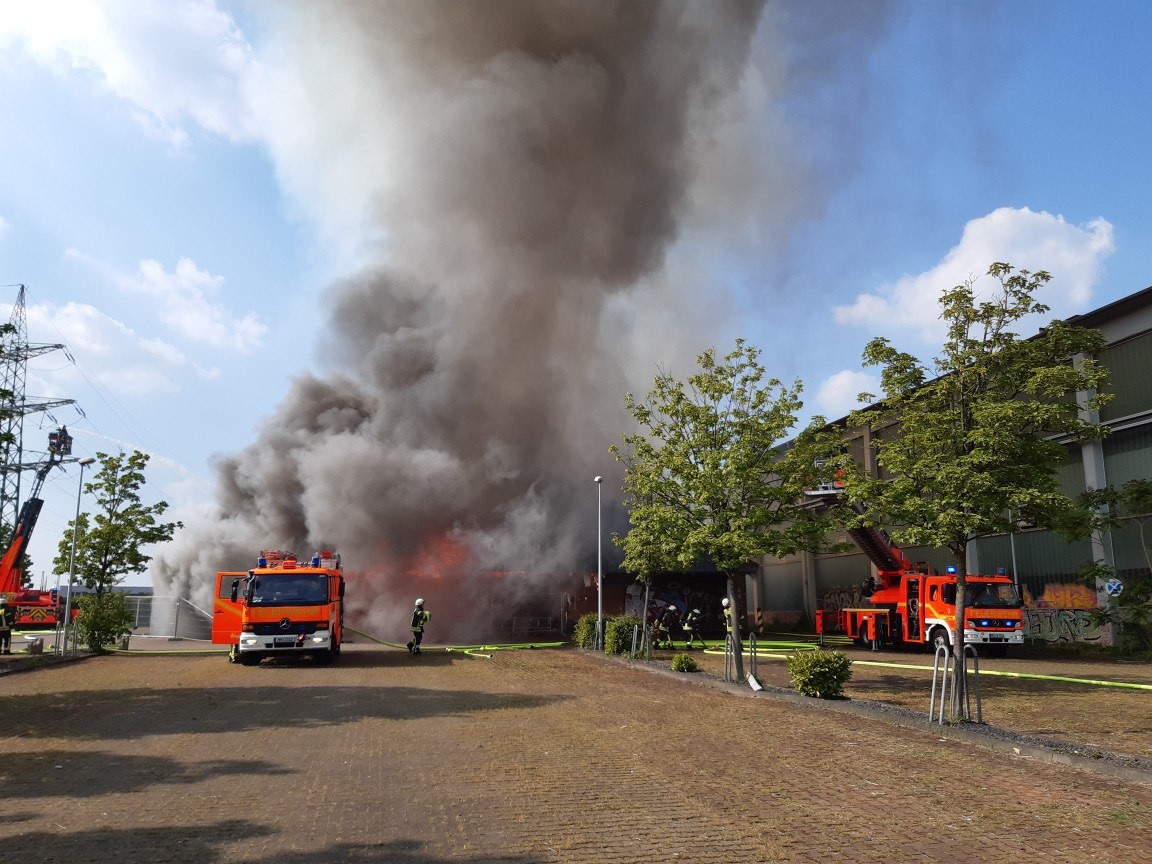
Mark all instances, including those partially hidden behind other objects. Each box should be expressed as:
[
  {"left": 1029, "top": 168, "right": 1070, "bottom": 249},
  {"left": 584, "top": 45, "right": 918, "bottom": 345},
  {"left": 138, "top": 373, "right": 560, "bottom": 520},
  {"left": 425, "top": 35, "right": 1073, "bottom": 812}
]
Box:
[{"left": 125, "top": 595, "right": 212, "bottom": 641}]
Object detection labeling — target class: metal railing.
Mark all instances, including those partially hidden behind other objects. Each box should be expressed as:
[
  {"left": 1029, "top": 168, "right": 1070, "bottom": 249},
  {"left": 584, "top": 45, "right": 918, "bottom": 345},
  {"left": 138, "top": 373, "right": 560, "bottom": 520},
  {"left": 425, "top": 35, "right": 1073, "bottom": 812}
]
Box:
[{"left": 929, "top": 643, "right": 983, "bottom": 724}]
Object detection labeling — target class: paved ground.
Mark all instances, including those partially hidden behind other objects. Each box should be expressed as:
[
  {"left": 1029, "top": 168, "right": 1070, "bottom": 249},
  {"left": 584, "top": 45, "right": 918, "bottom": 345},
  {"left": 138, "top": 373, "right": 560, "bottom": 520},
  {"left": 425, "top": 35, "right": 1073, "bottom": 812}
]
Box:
[{"left": 1, "top": 642, "right": 1151, "bottom": 864}]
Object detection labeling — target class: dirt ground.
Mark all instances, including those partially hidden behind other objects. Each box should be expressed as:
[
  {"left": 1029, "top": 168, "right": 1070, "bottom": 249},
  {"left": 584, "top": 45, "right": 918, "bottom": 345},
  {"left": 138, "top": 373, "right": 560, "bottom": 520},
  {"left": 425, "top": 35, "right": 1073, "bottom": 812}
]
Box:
[{"left": 651, "top": 638, "right": 1152, "bottom": 762}]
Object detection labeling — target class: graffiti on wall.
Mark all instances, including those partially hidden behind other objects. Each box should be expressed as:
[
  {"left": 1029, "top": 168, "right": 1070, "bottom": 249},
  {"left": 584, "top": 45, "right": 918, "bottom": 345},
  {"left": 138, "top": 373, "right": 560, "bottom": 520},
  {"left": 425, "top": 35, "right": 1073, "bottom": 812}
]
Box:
[
  {"left": 821, "top": 586, "right": 866, "bottom": 616},
  {"left": 1024, "top": 608, "right": 1111, "bottom": 645},
  {"left": 1022, "top": 582, "right": 1097, "bottom": 610}
]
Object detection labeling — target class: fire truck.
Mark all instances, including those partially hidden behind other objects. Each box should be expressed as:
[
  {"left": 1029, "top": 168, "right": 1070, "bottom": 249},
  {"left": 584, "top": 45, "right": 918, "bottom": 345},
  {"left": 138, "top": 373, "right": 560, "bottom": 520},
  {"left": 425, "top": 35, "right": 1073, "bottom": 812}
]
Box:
[
  {"left": 0, "top": 426, "right": 76, "bottom": 629},
  {"left": 817, "top": 522, "right": 1025, "bottom": 655},
  {"left": 212, "top": 549, "right": 345, "bottom": 665}
]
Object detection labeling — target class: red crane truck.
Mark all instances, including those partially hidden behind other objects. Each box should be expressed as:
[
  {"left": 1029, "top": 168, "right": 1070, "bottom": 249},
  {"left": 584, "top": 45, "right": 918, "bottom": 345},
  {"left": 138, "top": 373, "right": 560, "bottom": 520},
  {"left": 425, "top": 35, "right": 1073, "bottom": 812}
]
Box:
[
  {"left": 212, "top": 549, "right": 345, "bottom": 665},
  {"left": 0, "top": 427, "right": 76, "bottom": 629},
  {"left": 817, "top": 523, "right": 1025, "bottom": 655}
]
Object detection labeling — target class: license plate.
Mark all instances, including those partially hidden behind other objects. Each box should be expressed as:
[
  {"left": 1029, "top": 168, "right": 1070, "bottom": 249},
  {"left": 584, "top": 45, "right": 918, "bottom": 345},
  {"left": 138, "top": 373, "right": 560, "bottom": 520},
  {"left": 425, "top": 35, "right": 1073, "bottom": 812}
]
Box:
[{"left": 273, "top": 637, "right": 296, "bottom": 646}]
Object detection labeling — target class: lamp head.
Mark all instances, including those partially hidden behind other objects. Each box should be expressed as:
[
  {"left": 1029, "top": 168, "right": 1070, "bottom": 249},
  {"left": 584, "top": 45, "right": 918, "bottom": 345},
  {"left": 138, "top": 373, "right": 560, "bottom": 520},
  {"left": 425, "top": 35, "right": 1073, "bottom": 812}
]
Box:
[
  {"left": 79, "top": 457, "right": 96, "bottom": 466},
  {"left": 593, "top": 476, "right": 602, "bottom": 484}
]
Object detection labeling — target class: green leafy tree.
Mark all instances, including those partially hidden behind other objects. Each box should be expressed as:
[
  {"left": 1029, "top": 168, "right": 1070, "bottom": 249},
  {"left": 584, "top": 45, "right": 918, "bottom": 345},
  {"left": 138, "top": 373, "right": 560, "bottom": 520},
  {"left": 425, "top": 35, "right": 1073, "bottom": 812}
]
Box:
[
  {"left": 835, "top": 263, "right": 1110, "bottom": 715},
  {"left": 53, "top": 450, "right": 183, "bottom": 595},
  {"left": 611, "top": 339, "right": 832, "bottom": 680},
  {"left": 74, "top": 591, "right": 135, "bottom": 653}
]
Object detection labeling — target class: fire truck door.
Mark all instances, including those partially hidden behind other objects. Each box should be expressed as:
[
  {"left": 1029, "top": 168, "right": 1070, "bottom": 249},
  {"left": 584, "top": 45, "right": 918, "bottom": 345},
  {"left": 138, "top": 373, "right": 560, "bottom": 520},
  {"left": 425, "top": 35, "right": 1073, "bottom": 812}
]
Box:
[
  {"left": 211, "top": 571, "right": 246, "bottom": 645},
  {"left": 905, "top": 578, "right": 921, "bottom": 641}
]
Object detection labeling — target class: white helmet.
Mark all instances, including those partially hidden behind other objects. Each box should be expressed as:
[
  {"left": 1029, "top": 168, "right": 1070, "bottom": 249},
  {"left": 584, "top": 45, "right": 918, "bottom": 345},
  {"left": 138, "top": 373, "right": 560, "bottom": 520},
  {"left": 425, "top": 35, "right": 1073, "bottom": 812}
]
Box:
[
  {"left": 415, "top": 598, "right": 425, "bottom": 607},
  {"left": 721, "top": 597, "right": 730, "bottom": 608},
  {"left": 669, "top": 605, "right": 677, "bottom": 612},
  {"left": 692, "top": 608, "right": 700, "bottom": 615}
]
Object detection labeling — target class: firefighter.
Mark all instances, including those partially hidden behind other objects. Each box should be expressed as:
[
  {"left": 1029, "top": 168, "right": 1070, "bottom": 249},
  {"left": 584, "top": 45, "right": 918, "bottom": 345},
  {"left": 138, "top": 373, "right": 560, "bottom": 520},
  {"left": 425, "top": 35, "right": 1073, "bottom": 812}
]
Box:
[
  {"left": 407, "top": 598, "right": 431, "bottom": 655},
  {"left": 0, "top": 597, "right": 14, "bottom": 654},
  {"left": 721, "top": 597, "right": 733, "bottom": 640},
  {"left": 657, "top": 604, "right": 680, "bottom": 650},
  {"left": 682, "top": 607, "right": 703, "bottom": 649}
]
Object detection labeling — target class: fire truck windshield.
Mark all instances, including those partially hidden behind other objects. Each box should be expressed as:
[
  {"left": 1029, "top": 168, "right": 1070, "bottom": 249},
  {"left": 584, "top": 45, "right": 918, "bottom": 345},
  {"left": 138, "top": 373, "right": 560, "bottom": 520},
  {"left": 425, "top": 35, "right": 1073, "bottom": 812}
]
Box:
[
  {"left": 964, "top": 582, "right": 1021, "bottom": 609},
  {"left": 249, "top": 574, "right": 328, "bottom": 606}
]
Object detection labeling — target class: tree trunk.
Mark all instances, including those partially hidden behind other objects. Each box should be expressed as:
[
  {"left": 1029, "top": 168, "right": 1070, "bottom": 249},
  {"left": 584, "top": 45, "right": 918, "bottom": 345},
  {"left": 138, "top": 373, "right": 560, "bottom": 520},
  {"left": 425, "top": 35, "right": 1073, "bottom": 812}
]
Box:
[
  {"left": 951, "top": 562, "right": 968, "bottom": 721},
  {"left": 727, "top": 576, "right": 745, "bottom": 681}
]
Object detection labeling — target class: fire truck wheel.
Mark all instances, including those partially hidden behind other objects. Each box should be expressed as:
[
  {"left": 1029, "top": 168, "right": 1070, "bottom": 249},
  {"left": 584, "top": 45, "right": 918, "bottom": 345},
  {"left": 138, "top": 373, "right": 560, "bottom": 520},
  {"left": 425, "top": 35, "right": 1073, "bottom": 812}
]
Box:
[
  {"left": 930, "top": 627, "right": 950, "bottom": 651},
  {"left": 238, "top": 652, "right": 261, "bottom": 666}
]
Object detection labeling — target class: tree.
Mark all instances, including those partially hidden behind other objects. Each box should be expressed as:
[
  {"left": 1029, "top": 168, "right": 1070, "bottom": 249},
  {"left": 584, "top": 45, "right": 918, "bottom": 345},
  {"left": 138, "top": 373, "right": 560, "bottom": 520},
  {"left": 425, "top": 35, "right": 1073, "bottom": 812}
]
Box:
[
  {"left": 611, "top": 339, "right": 831, "bottom": 680},
  {"left": 835, "top": 263, "right": 1110, "bottom": 715},
  {"left": 73, "top": 591, "right": 135, "bottom": 654},
  {"left": 53, "top": 450, "right": 183, "bottom": 595}
]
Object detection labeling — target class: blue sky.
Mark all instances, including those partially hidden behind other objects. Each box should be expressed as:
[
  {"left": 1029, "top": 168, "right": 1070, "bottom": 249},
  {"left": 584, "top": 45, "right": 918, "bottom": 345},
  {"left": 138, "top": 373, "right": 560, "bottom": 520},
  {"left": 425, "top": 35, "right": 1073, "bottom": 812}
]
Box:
[{"left": 0, "top": 2, "right": 1149, "bottom": 594}]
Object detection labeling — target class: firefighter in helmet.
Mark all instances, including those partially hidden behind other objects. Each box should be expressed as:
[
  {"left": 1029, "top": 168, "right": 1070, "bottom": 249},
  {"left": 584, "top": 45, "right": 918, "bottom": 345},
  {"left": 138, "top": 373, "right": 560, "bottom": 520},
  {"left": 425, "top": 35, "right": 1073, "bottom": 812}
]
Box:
[
  {"left": 407, "top": 598, "right": 431, "bottom": 655},
  {"left": 656, "top": 604, "right": 680, "bottom": 650},
  {"left": 0, "top": 597, "right": 15, "bottom": 654},
  {"left": 721, "top": 597, "right": 733, "bottom": 638},
  {"left": 682, "top": 607, "right": 704, "bottom": 650}
]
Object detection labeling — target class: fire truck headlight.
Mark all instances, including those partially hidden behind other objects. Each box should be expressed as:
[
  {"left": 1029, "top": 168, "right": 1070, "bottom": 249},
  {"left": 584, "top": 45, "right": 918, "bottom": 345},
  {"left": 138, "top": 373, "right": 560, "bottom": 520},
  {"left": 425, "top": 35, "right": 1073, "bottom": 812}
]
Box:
[
  {"left": 240, "top": 636, "right": 258, "bottom": 646},
  {"left": 310, "top": 633, "right": 327, "bottom": 644}
]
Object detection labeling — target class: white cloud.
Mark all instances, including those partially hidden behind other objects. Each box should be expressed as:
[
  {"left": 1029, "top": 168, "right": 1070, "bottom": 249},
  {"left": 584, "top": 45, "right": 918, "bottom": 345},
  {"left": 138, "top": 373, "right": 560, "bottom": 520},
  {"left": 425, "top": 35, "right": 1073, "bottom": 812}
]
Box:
[
  {"left": 65, "top": 249, "right": 267, "bottom": 351},
  {"left": 0, "top": 215, "right": 9, "bottom": 233},
  {"left": 832, "top": 207, "right": 1115, "bottom": 343},
  {"left": 814, "top": 369, "right": 879, "bottom": 420},
  {"left": 0, "top": 0, "right": 258, "bottom": 146},
  {"left": 23, "top": 301, "right": 182, "bottom": 397},
  {"left": 126, "top": 257, "right": 267, "bottom": 351}
]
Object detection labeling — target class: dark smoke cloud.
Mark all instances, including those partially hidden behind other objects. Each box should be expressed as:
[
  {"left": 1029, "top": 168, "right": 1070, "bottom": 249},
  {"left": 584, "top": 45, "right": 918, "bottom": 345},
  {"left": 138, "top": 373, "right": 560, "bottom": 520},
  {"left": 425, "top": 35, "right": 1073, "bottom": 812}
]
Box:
[{"left": 153, "top": 1, "right": 884, "bottom": 641}]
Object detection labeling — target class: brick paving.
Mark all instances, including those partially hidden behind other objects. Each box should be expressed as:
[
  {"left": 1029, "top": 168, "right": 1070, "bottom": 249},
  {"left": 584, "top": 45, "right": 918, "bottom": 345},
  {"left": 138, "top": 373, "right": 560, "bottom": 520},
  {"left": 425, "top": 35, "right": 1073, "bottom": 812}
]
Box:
[{"left": 1, "top": 645, "right": 1150, "bottom": 863}]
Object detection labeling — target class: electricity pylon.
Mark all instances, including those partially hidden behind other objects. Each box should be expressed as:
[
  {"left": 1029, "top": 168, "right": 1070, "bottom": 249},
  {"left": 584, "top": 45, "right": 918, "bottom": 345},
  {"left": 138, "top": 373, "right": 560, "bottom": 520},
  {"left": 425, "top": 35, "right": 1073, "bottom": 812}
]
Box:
[{"left": 0, "top": 284, "right": 77, "bottom": 532}]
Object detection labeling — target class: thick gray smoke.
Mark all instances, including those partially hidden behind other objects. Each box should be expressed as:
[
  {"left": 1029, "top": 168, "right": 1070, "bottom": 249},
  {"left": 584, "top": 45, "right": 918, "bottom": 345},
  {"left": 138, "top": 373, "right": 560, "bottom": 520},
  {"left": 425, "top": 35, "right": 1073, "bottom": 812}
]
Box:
[{"left": 154, "top": 1, "right": 886, "bottom": 641}]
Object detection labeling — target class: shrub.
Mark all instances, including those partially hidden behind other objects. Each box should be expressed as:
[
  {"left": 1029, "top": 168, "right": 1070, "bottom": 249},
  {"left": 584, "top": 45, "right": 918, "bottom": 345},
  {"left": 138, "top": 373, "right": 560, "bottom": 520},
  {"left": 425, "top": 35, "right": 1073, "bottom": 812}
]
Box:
[
  {"left": 604, "top": 615, "right": 641, "bottom": 656},
  {"left": 671, "top": 652, "right": 698, "bottom": 673},
  {"left": 786, "top": 648, "right": 852, "bottom": 698},
  {"left": 74, "top": 591, "right": 134, "bottom": 654},
  {"left": 572, "top": 613, "right": 599, "bottom": 650}
]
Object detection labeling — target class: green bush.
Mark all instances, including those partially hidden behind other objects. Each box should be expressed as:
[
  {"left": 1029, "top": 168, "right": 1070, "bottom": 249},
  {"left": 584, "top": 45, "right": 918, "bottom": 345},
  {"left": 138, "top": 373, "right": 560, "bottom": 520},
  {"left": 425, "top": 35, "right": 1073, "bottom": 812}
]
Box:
[
  {"left": 786, "top": 648, "right": 852, "bottom": 698},
  {"left": 671, "top": 652, "right": 698, "bottom": 673},
  {"left": 572, "top": 613, "right": 599, "bottom": 650},
  {"left": 74, "top": 592, "right": 134, "bottom": 654},
  {"left": 604, "top": 615, "right": 641, "bottom": 656}
]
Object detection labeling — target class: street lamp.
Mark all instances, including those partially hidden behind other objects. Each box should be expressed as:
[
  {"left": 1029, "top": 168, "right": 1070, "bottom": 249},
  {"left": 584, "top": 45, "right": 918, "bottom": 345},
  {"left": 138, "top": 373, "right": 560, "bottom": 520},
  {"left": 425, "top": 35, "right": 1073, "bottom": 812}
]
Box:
[
  {"left": 61, "top": 456, "right": 96, "bottom": 655},
  {"left": 594, "top": 475, "right": 603, "bottom": 650}
]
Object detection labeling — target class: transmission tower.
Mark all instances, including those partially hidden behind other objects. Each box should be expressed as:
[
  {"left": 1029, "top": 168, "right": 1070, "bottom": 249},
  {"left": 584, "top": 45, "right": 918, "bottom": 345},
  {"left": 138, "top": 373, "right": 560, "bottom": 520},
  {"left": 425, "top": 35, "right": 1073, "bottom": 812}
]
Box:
[{"left": 0, "top": 284, "right": 77, "bottom": 530}]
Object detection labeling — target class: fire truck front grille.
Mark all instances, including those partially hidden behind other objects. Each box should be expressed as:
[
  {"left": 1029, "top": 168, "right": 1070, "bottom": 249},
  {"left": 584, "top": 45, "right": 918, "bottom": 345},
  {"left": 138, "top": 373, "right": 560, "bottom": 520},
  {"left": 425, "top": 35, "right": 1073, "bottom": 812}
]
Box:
[{"left": 251, "top": 621, "right": 319, "bottom": 636}]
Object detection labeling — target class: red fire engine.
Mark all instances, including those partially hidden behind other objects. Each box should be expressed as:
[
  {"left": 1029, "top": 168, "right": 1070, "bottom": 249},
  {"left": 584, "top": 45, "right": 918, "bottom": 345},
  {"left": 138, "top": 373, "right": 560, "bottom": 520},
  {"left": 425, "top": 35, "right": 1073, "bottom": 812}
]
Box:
[
  {"left": 817, "top": 523, "right": 1025, "bottom": 655},
  {"left": 0, "top": 427, "right": 76, "bottom": 629}
]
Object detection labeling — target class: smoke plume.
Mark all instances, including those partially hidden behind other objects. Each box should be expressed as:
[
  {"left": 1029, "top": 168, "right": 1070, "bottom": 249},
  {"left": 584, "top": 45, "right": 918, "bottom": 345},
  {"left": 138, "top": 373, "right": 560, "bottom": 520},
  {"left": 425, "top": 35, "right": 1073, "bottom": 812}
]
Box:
[{"left": 153, "top": 1, "right": 804, "bottom": 640}]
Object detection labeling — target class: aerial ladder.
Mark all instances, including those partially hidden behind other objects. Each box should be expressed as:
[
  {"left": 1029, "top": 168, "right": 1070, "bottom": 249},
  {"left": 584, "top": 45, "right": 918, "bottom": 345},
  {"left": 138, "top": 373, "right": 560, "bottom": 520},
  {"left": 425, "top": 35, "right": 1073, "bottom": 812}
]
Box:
[{"left": 0, "top": 426, "right": 75, "bottom": 627}]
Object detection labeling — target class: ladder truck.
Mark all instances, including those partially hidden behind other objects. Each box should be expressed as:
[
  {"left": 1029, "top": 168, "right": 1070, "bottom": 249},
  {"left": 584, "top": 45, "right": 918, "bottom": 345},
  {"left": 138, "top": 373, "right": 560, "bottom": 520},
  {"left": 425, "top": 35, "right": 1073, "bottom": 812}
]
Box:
[
  {"left": 817, "top": 522, "right": 1025, "bottom": 655},
  {"left": 0, "top": 427, "right": 75, "bottom": 628}
]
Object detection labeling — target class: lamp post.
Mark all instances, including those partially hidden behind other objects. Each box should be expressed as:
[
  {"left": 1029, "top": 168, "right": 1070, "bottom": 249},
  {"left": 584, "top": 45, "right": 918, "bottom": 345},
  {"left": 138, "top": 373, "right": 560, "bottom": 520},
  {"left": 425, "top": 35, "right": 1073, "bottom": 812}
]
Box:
[
  {"left": 61, "top": 456, "right": 96, "bottom": 655},
  {"left": 594, "top": 475, "right": 603, "bottom": 651}
]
